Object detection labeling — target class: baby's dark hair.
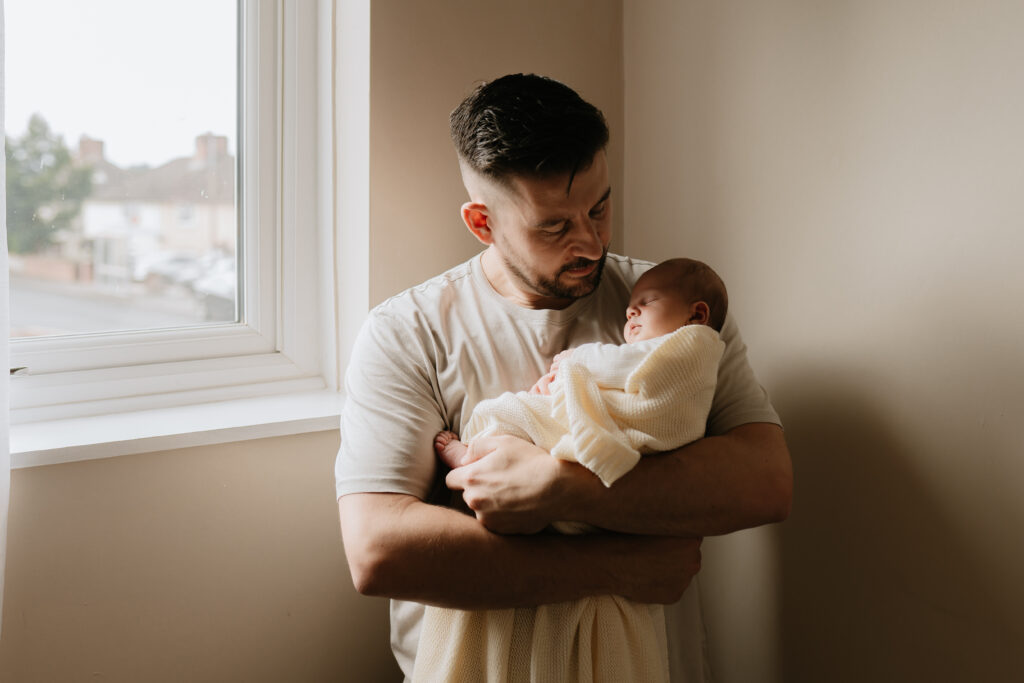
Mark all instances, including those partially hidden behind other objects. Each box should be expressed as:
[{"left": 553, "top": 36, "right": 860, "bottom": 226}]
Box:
[
  {"left": 660, "top": 258, "right": 729, "bottom": 332},
  {"left": 450, "top": 74, "right": 609, "bottom": 186}
]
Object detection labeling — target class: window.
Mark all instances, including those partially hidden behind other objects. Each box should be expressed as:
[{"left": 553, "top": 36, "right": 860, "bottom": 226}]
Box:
[
  {"left": 7, "top": 0, "right": 332, "bottom": 425},
  {"left": 6, "top": 0, "right": 239, "bottom": 337}
]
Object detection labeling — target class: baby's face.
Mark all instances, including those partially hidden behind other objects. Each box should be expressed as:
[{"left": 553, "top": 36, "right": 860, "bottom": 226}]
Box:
[{"left": 623, "top": 269, "right": 696, "bottom": 343}]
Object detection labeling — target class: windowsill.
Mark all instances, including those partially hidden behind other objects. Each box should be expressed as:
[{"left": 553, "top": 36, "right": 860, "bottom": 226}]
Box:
[{"left": 9, "top": 389, "right": 343, "bottom": 469}]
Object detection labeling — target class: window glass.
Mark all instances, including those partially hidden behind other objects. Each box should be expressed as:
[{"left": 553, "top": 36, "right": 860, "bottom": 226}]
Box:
[{"left": 5, "top": 0, "right": 238, "bottom": 338}]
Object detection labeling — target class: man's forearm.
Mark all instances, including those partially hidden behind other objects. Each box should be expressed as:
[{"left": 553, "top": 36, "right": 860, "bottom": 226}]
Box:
[
  {"left": 339, "top": 492, "right": 700, "bottom": 610},
  {"left": 558, "top": 422, "right": 792, "bottom": 537}
]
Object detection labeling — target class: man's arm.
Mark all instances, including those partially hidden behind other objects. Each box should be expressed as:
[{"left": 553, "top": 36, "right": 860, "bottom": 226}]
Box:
[
  {"left": 339, "top": 492, "right": 703, "bottom": 610},
  {"left": 445, "top": 422, "right": 791, "bottom": 537},
  {"left": 564, "top": 422, "right": 791, "bottom": 536}
]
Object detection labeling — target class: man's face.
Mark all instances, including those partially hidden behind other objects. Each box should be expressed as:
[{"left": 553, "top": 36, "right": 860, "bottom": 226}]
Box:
[{"left": 488, "top": 153, "right": 612, "bottom": 308}]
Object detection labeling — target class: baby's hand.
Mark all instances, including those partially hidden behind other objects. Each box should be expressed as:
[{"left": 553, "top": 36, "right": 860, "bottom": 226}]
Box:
[
  {"left": 530, "top": 350, "right": 573, "bottom": 396},
  {"left": 529, "top": 371, "right": 557, "bottom": 395},
  {"left": 550, "top": 349, "right": 573, "bottom": 372}
]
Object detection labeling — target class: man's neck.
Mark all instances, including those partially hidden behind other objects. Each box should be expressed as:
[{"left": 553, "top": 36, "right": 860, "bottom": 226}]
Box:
[{"left": 480, "top": 249, "right": 574, "bottom": 311}]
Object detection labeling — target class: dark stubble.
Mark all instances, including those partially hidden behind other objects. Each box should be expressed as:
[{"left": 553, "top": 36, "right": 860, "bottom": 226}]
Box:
[{"left": 501, "top": 246, "right": 610, "bottom": 301}]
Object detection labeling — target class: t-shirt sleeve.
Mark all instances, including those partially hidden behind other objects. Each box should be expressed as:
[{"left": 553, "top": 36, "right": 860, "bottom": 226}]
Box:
[
  {"left": 335, "top": 310, "right": 446, "bottom": 501},
  {"left": 707, "top": 313, "right": 781, "bottom": 435}
]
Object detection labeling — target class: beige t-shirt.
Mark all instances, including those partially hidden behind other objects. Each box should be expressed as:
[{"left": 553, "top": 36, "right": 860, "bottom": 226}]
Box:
[{"left": 335, "top": 253, "right": 781, "bottom": 682}]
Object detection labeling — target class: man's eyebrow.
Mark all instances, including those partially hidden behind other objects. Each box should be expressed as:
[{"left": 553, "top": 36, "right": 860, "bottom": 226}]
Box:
[
  {"left": 534, "top": 216, "right": 568, "bottom": 229},
  {"left": 532, "top": 187, "right": 613, "bottom": 229}
]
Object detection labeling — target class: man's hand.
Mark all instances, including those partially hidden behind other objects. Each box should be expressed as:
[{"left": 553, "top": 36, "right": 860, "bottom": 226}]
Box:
[{"left": 445, "top": 434, "right": 572, "bottom": 534}]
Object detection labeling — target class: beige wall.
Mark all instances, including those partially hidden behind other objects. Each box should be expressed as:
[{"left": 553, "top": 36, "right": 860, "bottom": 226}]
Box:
[
  {"left": 625, "top": 1, "right": 1024, "bottom": 681},
  {"left": 369, "top": 0, "right": 624, "bottom": 304},
  {"left": 0, "top": 431, "right": 400, "bottom": 682}
]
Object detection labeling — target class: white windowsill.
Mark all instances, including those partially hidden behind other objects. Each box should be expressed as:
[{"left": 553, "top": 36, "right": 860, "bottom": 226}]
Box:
[{"left": 9, "top": 389, "right": 344, "bottom": 469}]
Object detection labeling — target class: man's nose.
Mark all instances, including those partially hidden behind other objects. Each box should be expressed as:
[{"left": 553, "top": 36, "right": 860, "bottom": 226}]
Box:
[{"left": 571, "top": 216, "right": 605, "bottom": 259}]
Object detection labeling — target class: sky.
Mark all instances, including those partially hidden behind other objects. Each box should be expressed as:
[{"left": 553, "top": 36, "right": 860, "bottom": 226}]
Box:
[{"left": 5, "top": 0, "right": 237, "bottom": 168}]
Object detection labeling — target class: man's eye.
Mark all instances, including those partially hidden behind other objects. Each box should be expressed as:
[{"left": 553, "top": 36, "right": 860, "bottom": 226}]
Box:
[{"left": 589, "top": 203, "right": 607, "bottom": 218}]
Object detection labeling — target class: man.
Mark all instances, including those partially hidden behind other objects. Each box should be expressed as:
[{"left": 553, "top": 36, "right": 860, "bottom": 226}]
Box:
[{"left": 336, "top": 74, "right": 791, "bottom": 681}]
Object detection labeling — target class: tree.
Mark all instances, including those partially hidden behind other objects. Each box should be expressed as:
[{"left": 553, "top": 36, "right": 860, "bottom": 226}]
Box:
[{"left": 5, "top": 113, "right": 93, "bottom": 254}]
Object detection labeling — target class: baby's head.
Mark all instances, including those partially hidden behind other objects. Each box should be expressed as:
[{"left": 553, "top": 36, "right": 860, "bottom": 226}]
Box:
[{"left": 623, "top": 258, "right": 728, "bottom": 343}]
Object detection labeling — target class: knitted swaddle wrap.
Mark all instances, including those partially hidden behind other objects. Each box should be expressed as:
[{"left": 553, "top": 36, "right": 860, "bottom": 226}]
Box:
[{"left": 413, "top": 326, "right": 724, "bottom": 682}]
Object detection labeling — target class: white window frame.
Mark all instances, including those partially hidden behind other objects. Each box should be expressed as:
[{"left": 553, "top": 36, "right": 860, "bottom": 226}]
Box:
[{"left": 9, "top": 0, "right": 330, "bottom": 425}]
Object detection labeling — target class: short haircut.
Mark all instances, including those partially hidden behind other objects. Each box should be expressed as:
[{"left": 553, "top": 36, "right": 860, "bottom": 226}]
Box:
[
  {"left": 661, "top": 258, "right": 729, "bottom": 332},
  {"left": 450, "top": 74, "right": 609, "bottom": 186}
]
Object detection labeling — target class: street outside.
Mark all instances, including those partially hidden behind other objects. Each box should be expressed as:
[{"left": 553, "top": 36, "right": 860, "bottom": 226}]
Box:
[{"left": 9, "top": 274, "right": 233, "bottom": 339}]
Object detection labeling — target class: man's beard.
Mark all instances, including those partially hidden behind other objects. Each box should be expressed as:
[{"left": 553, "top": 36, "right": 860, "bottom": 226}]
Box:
[{"left": 502, "top": 246, "right": 609, "bottom": 301}]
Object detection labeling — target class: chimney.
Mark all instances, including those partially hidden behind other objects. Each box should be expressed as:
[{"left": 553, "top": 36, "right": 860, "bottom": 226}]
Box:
[
  {"left": 78, "top": 135, "right": 105, "bottom": 164},
  {"left": 195, "top": 133, "right": 229, "bottom": 164}
]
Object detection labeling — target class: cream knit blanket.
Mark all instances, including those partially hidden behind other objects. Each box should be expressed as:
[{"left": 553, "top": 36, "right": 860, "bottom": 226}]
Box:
[{"left": 413, "top": 325, "right": 724, "bottom": 682}]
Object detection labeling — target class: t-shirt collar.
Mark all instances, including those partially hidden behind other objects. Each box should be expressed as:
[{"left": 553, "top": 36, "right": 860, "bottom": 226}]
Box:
[{"left": 470, "top": 253, "right": 597, "bottom": 326}]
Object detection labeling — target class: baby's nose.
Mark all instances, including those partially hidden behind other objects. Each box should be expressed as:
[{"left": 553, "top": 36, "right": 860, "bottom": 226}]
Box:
[{"left": 626, "top": 307, "right": 638, "bottom": 319}]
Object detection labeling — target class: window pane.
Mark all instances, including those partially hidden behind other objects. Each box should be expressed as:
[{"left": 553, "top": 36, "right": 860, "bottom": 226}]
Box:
[{"left": 5, "top": 0, "right": 239, "bottom": 338}]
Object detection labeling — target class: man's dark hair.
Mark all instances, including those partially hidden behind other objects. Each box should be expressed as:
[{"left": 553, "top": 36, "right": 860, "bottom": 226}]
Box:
[{"left": 450, "top": 74, "right": 609, "bottom": 185}]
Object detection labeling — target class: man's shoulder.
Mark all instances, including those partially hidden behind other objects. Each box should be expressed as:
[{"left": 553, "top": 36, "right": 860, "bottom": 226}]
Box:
[
  {"left": 370, "top": 255, "right": 478, "bottom": 321},
  {"left": 603, "top": 253, "right": 655, "bottom": 285},
  {"left": 605, "top": 252, "right": 656, "bottom": 270},
  {"left": 590, "top": 253, "right": 654, "bottom": 307}
]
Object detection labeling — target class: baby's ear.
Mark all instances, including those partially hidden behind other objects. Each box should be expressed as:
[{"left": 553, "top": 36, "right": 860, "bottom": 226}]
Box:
[{"left": 689, "top": 301, "right": 710, "bottom": 325}]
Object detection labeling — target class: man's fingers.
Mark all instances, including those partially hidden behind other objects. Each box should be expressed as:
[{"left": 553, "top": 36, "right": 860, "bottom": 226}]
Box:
[
  {"left": 443, "top": 456, "right": 486, "bottom": 496},
  {"left": 460, "top": 439, "right": 495, "bottom": 467},
  {"left": 443, "top": 435, "right": 509, "bottom": 488},
  {"left": 444, "top": 441, "right": 491, "bottom": 490},
  {"left": 445, "top": 466, "right": 465, "bottom": 491}
]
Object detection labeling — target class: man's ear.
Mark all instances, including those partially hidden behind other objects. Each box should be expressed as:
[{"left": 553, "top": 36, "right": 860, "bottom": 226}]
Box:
[
  {"left": 688, "top": 301, "right": 710, "bottom": 325},
  {"left": 461, "top": 202, "right": 494, "bottom": 245}
]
